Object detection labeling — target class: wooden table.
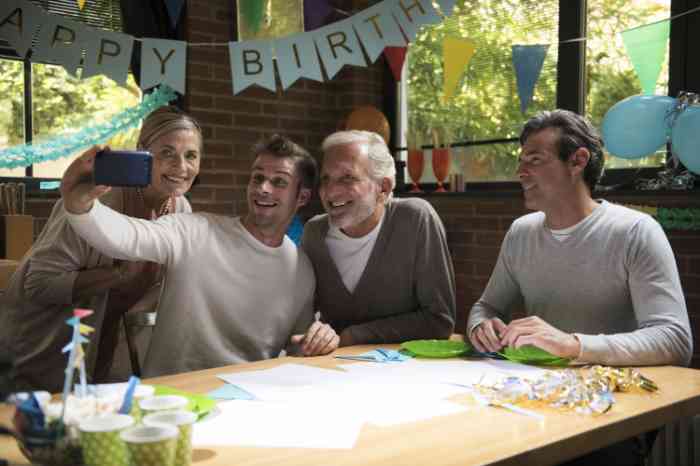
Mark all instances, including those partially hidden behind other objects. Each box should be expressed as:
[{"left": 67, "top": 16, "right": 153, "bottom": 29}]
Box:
[{"left": 3, "top": 345, "right": 700, "bottom": 466}]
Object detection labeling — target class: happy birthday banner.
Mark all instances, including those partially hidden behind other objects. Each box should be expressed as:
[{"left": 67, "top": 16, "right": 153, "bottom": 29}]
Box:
[
  {"left": 0, "top": 0, "right": 457, "bottom": 96},
  {"left": 1, "top": 0, "right": 686, "bottom": 109}
]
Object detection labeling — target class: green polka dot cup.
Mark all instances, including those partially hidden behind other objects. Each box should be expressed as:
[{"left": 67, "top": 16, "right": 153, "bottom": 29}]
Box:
[
  {"left": 139, "top": 395, "right": 188, "bottom": 416},
  {"left": 79, "top": 413, "right": 134, "bottom": 466},
  {"left": 120, "top": 424, "right": 178, "bottom": 466},
  {"left": 130, "top": 385, "right": 156, "bottom": 421},
  {"left": 143, "top": 410, "right": 197, "bottom": 466}
]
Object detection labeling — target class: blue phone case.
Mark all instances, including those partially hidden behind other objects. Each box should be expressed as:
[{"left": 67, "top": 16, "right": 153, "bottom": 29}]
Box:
[{"left": 94, "top": 150, "right": 153, "bottom": 187}]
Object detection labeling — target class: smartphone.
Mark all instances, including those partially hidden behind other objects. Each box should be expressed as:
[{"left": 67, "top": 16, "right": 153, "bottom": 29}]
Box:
[{"left": 93, "top": 150, "right": 153, "bottom": 187}]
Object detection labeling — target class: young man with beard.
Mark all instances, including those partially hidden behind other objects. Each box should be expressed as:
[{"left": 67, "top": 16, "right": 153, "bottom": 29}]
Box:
[
  {"left": 299, "top": 130, "right": 455, "bottom": 354},
  {"left": 60, "top": 135, "right": 338, "bottom": 378}
]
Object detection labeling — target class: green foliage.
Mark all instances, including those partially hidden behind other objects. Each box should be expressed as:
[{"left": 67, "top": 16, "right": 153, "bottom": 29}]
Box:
[
  {"left": 406, "top": 0, "right": 669, "bottom": 178},
  {"left": 0, "top": 59, "right": 141, "bottom": 151}
]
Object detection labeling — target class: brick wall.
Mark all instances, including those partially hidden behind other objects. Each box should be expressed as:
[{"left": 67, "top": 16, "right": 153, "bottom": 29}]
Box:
[
  {"left": 184, "top": 0, "right": 385, "bottom": 217},
  {"left": 19, "top": 1, "right": 700, "bottom": 370},
  {"left": 25, "top": 0, "right": 386, "bottom": 231},
  {"left": 419, "top": 191, "right": 700, "bottom": 368}
]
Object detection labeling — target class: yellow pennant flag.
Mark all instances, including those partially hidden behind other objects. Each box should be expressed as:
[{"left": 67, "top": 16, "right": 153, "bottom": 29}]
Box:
[
  {"left": 77, "top": 0, "right": 86, "bottom": 10},
  {"left": 442, "top": 37, "right": 475, "bottom": 103},
  {"left": 79, "top": 323, "right": 95, "bottom": 335},
  {"left": 73, "top": 344, "right": 85, "bottom": 368}
]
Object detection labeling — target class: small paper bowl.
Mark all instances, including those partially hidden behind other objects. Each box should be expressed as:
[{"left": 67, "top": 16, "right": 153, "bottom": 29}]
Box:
[{"left": 139, "top": 395, "right": 188, "bottom": 414}]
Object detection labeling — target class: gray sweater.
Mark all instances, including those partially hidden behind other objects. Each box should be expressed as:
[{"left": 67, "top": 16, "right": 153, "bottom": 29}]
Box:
[
  {"left": 468, "top": 201, "right": 693, "bottom": 366},
  {"left": 302, "top": 198, "right": 456, "bottom": 344}
]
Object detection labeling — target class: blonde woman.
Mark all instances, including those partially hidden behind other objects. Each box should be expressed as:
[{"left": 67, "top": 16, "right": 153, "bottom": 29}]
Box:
[{"left": 0, "top": 106, "right": 202, "bottom": 392}]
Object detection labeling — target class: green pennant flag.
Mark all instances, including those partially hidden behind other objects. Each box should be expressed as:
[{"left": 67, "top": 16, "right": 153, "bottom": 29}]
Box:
[{"left": 621, "top": 20, "right": 670, "bottom": 95}]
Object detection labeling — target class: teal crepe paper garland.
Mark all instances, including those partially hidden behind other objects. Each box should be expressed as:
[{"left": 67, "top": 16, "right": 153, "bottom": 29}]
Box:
[{"left": 0, "top": 85, "right": 177, "bottom": 170}]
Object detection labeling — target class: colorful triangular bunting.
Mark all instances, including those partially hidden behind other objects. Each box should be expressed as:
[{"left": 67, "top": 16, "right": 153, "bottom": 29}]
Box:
[
  {"left": 442, "top": 37, "right": 475, "bottom": 102},
  {"left": 621, "top": 20, "right": 670, "bottom": 95},
  {"left": 384, "top": 46, "right": 407, "bottom": 82},
  {"left": 164, "top": 0, "right": 185, "bottom": 29},
  {"left": 512, "top": 44, "right": 550, "bottom": 115}
]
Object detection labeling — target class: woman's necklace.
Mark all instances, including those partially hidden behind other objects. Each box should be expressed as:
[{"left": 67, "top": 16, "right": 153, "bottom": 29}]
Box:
[{"left": 136, "top": 188, "right": 173, "bottom": 218}]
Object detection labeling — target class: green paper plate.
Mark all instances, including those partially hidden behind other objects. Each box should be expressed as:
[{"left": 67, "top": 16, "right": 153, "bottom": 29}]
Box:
[
  {"left": 153, "top": 385, "right": 216, "bottom": 419},
  {"left": 400, "top": 339, "right": 472, "bottom": 358},
  {"left": 499, "top": 346, "right": 570, "bottom": 367}
]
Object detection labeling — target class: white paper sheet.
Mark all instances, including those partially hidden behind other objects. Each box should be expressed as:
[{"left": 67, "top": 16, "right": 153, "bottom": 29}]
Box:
[{"left": 192, "top": 399, "right": 364, "bottom": 449}]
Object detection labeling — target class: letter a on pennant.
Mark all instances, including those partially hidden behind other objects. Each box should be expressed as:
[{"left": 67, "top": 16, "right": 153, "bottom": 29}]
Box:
[{"left": 0, "top": 0, "right": 46, "bottom": 58}]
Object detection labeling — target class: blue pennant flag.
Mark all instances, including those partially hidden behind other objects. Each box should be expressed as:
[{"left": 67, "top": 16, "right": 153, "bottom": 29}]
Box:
[
  {"left": 164, "top": 0, "right": 185, "bottom": 29},
  {"left": 512, "top": 44, "right": 550, "bottom": 115}
]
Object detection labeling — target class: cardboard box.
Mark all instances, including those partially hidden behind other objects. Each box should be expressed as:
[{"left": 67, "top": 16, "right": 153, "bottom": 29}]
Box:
[{"left": 0, "top": 215, "right": 33, "bottom": 260}]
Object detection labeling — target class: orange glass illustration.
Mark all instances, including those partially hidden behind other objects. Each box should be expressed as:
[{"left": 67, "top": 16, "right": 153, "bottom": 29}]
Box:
[
  {"left": 407, "top": 149, "right": 424, "bottom": 193},
  {"left": 432, "top": 147, "right": 450, "bottom": 193}
]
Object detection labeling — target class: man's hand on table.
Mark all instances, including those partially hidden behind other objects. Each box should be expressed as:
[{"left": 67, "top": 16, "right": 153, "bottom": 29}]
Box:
[
  {"left": 60, "top": 145, "right": 112, "bottom": 214},
  {"left": 499, "top": 316, "right": 581, "bottom": 359},
  {"left": 290, "top": 321, "right": 339, "bottom": 356},
  {"left": 470, "top": 317, "right": 507, "bottom": 353}
]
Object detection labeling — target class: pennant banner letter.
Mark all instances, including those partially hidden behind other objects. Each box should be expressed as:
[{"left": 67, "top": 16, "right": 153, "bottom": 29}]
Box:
[
  {"left": 273, "top": 32, "right": 323, "bottom": 90},
  {"left": 390, "top": 0, "right": 442, "bottom": 43},
  {"left": 32, "top": 13, "right": 87, "bottom": 77},
  {"left": 141, "top": 38, "right": 187, "bottom": 94},
  {"left": 229, "top": 39, "right": 276, "bottom": 95},
  {"left": 314, "top": 18, "right": 367, "bottom": 80},
  {"left": 352, "top": 0, "right": 406, "bottom": 64},
  {"left": 82, "top": 30, "right": 134, "bottom": 85},
  {"left": 0, "top": 0, "right": 46, "bottom": 58}
]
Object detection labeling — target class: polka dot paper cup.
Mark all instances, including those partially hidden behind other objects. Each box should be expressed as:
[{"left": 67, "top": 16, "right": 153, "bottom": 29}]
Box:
[
  {"left": 79, "top": 413, "right": 134, "bottom": 466},
  {"left": 120, "top": 424, "right": 178, "bottom": 466},
  {"left": 143, "top": 410, "right": 197, "bottom": 466},
  {"left": 130, "top": 384, "right": 156, "bottom": 421}
]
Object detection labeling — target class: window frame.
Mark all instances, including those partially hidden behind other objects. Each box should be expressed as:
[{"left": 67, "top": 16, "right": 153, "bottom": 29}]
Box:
[
  {"left": 395, "top": 0, "right": 699, "bottom": 192},
  {"left": 0, "top": 0, "right": 136, "bottom": 182}
]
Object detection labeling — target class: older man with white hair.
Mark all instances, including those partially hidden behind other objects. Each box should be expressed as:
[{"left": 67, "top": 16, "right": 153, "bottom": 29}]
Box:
[{"left": 299, "top": 130, "right": 456, "bottom": 354}]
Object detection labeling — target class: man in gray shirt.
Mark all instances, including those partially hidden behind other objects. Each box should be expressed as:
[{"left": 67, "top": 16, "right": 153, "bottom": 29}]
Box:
[
  {"left": 468, "top": 109, "right": 692, "bottom": 367},
  {"left": 300, "top": 130, "right": 455, "bottom": 354}
]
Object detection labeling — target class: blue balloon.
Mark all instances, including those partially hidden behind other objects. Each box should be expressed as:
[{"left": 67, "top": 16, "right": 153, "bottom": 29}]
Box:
[
  {"left": 671, "top": 106, "right": 700, "bottom": 174},
  {"left": 601, "top": 95, "right": 676, "bottom": 159}
]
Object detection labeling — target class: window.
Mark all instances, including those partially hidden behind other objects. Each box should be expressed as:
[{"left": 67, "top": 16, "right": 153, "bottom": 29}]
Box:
[
  {"left": 403, "top": 0, "right": 558, "bottom": 183},
  {"left": 586, "top": 0, "right": 670, "bottom": 169},
  {"left": 0, "top": 0, "right": 141, "bottom": 180},
  {"left": 401, "top": 0, "right": 684, "bottom": 185}
]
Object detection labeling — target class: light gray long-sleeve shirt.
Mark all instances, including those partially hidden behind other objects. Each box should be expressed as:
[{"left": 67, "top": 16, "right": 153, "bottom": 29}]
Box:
[{"left": 468, "top": 201, "right": 692, "bottom": 366}]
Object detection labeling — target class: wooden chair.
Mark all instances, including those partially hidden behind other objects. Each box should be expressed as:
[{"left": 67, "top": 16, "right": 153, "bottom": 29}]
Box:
[{"left": 122, "top": 311, "right": 157, "bottom": 377}]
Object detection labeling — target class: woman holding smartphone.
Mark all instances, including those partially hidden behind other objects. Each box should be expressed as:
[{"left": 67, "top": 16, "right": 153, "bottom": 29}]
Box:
[{"left": 0, "top": 105, "right": 203, "bottom": 392}]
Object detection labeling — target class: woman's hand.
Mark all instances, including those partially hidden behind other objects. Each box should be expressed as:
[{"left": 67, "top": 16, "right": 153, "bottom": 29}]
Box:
[{"left": 60, "top": 146, "right": 111, "bottom": 214}]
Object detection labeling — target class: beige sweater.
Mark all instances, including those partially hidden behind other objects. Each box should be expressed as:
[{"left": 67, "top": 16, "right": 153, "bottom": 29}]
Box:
[
  {"left": 0, "top": 190, "right": 191, "bottom": 392},
  {"left": 66, "top": 201, "right": 315, "bottom": 377}
]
